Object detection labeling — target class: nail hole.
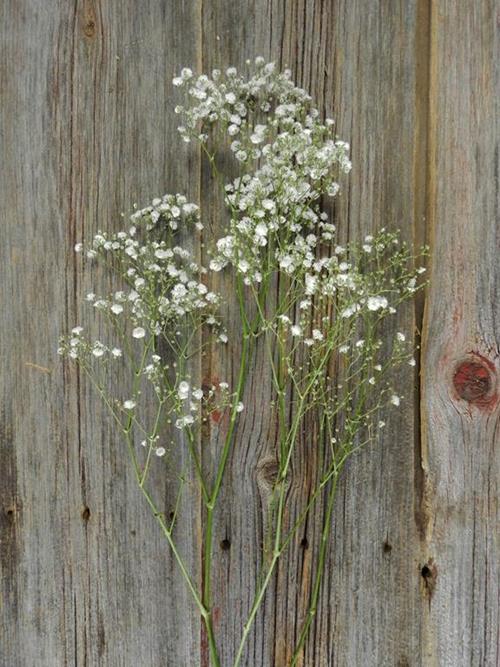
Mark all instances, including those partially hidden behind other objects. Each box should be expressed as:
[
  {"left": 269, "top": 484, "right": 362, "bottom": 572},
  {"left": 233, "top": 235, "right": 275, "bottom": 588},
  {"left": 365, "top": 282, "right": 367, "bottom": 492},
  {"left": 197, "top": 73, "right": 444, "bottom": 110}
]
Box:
[
  {"left": 81, "top": 506, "right": 91, "bottom": 521},
  {"left": 420, "top": 559, "right": 437, "bottom": 598},
  {"left": 220, "top": 538, "right": 231, "bottom": 551},
  {"left": 169, "top": 510, "right": 175, "bottom": 519},
  {"left": 300, "top": 537, "right": 309, "bottom": 549},
  {"left": 421, "top": 565, "right": 431, "bottom": 578},
  {"left": 383, "top": 541, "right": 392, "bottom": 553}
]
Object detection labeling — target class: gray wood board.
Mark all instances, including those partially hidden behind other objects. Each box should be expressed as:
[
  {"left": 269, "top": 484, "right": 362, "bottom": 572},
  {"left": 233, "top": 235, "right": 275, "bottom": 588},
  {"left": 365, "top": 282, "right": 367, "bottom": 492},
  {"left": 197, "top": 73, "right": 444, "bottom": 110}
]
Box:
[{"left": 1, "top": 1, "right": 498, "bottom": 666}]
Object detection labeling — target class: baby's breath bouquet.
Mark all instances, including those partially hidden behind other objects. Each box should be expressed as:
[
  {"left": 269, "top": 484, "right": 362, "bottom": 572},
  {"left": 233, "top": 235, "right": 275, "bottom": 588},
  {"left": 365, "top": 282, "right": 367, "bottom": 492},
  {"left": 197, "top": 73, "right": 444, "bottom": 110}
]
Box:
[{"left": 59, "top": 58, "right": 426, "bottom": 666}]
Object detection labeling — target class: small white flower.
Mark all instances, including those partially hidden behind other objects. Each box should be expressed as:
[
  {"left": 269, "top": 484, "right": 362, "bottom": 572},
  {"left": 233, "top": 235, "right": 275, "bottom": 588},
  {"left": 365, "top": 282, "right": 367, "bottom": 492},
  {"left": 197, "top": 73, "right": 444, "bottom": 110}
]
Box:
[
  {"left": 123, "top": 400, "right": 136, "bottom": 410},
  {"left": 378, "top": 421, "right": 386, "bottom": 428},
  {"left": 110, "top": 303, "right": 124, "bottom": 315},
  {"left": 175, "top": 415, "right": 195, "bottom": 429},
  {"left": 254, "top": 222, "right": 268, "bottom": 239},
  {"left": 396, "top": 332, "right": 406, "bottom": 342},
  {"left": 390, "top": 395, "right": 400, "bottom": 407},
  {"left": 367, "top": 296, "right": 388, "bottom": 311},
  {"left": 155, "top": 447, "right": 166, "bottom": 457},
  {"left": 132, "top": 327, "right": 146, "bottom": 339},
  {"left": 368, "top": 377, "right": 376, "bottom": 385},
  {"left": 218, "top": 333, "right": 228, "bottom": 343},
  {"left": 178, "top": 381, "right": 190, "bottom": 400},
  {"left": 85, "top": 292, "right": 96, "bottom": 302},
  {"left": 155, "top": 249, "right": 171, "bottom": 260},
  {"left": 312, "top": 329, "right": 324, "bottom": 341},
  {"left": 291, "top": 325, "right": 302, "bottom": 337},
  {"left": 74, "top": 243, "right": 83, "bottom": 253},
  {"left": 408, "top": 357, "right": 416, "bottom": 366},
  {"left": 339, "top": 344, "right": 349, "bottom": 354},
  {"left": 192, "top": 389, "right": 204, "bottom": 400},
  {"left": 111, "top": 348, "right": 122, "bottom": 358},
  {"left": 92, "top": 343, "right": 105, "bottom": 358},
  {"left": 355, "top": 339, "right": 365, "bottom": 348},
  {"left": 374, "top": 364, "right": 382, "bottom": 371},
  {"left": 71, "top": 326, "right": 83, "bottom": 335},
  {"left": 219, "top": 382, "right": 229, "bottom": 390},
  {"left": 235, "top": 402, "right": 244, "bottom": 413}
]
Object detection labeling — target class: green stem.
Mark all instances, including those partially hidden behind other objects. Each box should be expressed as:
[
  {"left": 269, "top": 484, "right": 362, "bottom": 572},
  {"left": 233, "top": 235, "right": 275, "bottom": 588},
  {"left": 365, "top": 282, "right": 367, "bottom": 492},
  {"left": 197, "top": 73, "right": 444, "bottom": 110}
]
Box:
[
  {"left": 202, "top": 294, "right": 252, "bottom": 660},
  {"left": 289, "top": 471, "right": 341, "bottom": 666}
]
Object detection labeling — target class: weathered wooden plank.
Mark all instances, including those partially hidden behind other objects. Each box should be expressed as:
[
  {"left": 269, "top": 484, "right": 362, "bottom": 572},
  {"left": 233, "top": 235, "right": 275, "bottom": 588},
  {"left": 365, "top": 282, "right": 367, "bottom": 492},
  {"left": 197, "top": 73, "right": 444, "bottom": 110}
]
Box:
[
  {"left": 200, "top": 2, "right": 426, "bottom": 666},
  {"left": 1, "top": 2, "right": 497, "bottom": 666},
  {"left": 421, "top": 2, "right": 499, "bottom": 665},
  {"left": 274, "top": 3, "right": 427, "bottom": 666},
  {"left": 1, "top": 2, "right": 202, "bottom": 665}
]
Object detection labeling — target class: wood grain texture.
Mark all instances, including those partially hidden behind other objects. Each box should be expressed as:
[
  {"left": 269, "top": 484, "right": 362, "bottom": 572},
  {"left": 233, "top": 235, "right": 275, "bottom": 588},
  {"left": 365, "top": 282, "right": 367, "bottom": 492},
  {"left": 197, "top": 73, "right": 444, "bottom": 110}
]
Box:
[
  {"left": 1, "top": 1, "right": 498, "bottom": 666},
  {"left": 1, "top": 2, "right": 202, "bottom": 664},
  {"left": 421, "top": 1, "right": 499, "bottom": 665}
]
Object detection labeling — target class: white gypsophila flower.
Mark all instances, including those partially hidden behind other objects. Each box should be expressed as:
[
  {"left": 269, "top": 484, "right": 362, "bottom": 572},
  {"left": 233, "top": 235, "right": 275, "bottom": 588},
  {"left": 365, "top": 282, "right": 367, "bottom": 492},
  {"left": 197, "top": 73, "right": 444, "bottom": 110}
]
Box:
[
  {"left": 72, "top": 326, "right": 83, "bottom": 335},
  {"left": 111, "top": 348, "right": 122, "bottom": 358},
  {"left": 132, "top": 327, "right": 146, "bottom": 339},
  {"left": 175, "top": 415, "right": 195, "bottom": 429},
  {"left": 86, "top": 292, "right": 96, "bottom": 302},
  {"left": 92, "top": 342, "right": 106, "bottom": 357},
  {"left": 367, "top": 296, "right": 388, "bottom": 311},
  {"left": 396, "top": 332, "right": 406, "bottom": 342},
  {"left": 74, "top": 243, "right": 83, "bottom": 253},
  {"left": 155, "top": 447, "right": 166, "bottom": 457},
  {"left": 312, "top": 329, "right": 324, "bottom": 341},
  {"left": 192, "top": 388, "right": 204, "bottom": 400},
  {"left": 408, "top": 358, "right": 416, "bottom": 366},
  {"left": 291, "top": 325, "right": 302, "bottom": 337},
  {"left": 390, "top": 395, "right": 401, "bottom": 407},
  {"left": 219, "top": 382, "right": 229, "bottom": 390},
  {"left": 123, "top": 400, "right": 136, "bottom": 410},
  {"left": 110, "top": 303, "right": 124, "bottom": 314},
  {"left": 178, "top": 381, "right": 190, "bottom": 400},
  {"left": 235, "top": 402, "right": 244, "bottom": 413},
  {"left": 338, "top": 345, "right": 349, "bottom": 354}
]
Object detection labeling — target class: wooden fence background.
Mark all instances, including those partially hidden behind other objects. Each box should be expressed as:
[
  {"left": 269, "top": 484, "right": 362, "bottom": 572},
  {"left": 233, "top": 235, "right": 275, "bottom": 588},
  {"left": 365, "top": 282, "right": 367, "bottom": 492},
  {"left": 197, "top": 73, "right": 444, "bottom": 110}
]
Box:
[{"left": 1, "top": 1, "right": 498, "bottom": 665}]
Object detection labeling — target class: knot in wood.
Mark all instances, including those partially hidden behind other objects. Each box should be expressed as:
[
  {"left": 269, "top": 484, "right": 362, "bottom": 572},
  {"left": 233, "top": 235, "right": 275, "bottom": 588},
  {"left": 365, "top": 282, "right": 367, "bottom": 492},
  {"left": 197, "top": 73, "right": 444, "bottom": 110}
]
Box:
[
  {"left": 453, "top": 356, "right": 496, "bottom": 407},
  {"left": 256, "top": 457, "right": 279, "bottom": 495}
]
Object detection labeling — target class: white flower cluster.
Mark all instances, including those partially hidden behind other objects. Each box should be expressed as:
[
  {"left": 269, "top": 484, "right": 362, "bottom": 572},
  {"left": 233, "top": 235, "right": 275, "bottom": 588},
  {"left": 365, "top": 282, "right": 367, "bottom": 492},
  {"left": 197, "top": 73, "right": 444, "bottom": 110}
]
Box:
[
  {"left": 173, "top": 58, "right": 351, "bottom": 286},
  {"left": 72, "top": 222, "right": 225, "bottom": 342},
  {"left": 60, "top": 58, "right": 426, "bottom": 489},
  {"left": 130, "top": 193, "right": 202, "bottom": 232}
]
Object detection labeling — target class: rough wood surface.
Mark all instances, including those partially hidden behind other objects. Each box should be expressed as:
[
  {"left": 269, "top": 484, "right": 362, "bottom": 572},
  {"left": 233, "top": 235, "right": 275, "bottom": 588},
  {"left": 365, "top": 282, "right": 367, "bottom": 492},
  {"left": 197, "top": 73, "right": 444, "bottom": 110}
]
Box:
[
  {"left": 420, "top": 2, "right": 499, "bottom": 665},
  {"left": 1, "top": 2, "right": 498, "bottom": 666}
]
